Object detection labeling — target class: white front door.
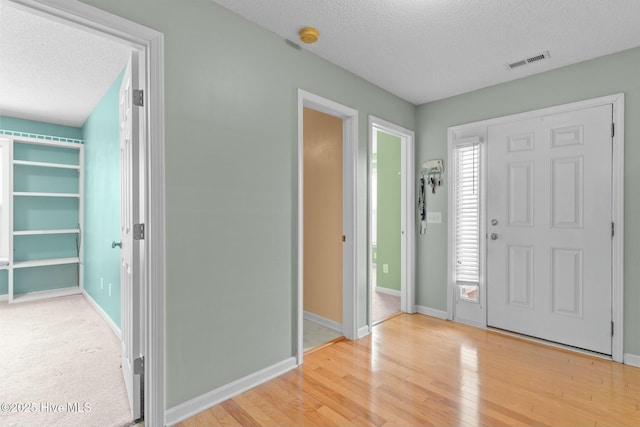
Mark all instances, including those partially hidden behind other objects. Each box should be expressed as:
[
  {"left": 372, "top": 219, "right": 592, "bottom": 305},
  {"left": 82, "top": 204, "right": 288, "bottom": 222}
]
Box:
[
  {"left": 119, "top": 51, "right": 142, "bottom": 419},
  {"left": 487, "top": 104, "right": 613, "bottom": 355}
]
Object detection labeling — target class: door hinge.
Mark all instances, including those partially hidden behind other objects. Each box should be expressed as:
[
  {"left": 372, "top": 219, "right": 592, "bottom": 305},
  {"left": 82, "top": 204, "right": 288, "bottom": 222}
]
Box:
[
  {"left": 133, "top": 89, "right": 144, "bottom": 107},
  {"left": 611, "top": 222, "right": 615, "bottom": 237},
  {"left": 134, "top": 356, "right": 145, "bottom": 375},
  {"left": 611, "top": 321, "right": 614, "bottom": 337},
  {"left": 611, "top": 123, "right": 615, "bottom": 138},
  {"left": 133, "top": 223, "right": 145, "bottom": 240}
]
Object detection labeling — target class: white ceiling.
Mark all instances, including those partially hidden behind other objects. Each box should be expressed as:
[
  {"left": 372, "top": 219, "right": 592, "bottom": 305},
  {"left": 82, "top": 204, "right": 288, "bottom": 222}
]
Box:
[
  {"left": 211, "top": 0, "right": 640, "bottom": 105},
  {"left": 0, "top": 4, "right": 130, "bottom": 128}
]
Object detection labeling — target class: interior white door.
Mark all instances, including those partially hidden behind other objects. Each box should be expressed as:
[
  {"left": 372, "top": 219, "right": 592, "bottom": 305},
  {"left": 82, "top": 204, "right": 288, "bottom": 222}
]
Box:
[
  {"left": 487, "top": 104, "right": 613, "bottom": 354},
  {"left": 119, "top": 51, "right": 142, "bottom": 419}
]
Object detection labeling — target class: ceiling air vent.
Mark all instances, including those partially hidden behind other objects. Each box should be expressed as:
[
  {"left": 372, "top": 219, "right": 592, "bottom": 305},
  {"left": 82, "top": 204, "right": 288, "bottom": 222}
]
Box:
[{"left": 507, "top": 51, "right": 550, "bottom": 70}]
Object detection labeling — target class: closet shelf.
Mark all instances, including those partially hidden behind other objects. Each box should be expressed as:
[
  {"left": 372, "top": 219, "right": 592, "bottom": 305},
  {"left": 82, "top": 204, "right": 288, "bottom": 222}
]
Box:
[
  {"left": 13, "top": 160, "right": 80, "bottom": 170},
  {"left": 13, "top": 192, "right": 80, "bottom": 198},
  {"left": 13, "top": 257, "right": 80, "bottom": 269},
  {"left": 13, "top": 229, "right": 80, "bottom": 236}
]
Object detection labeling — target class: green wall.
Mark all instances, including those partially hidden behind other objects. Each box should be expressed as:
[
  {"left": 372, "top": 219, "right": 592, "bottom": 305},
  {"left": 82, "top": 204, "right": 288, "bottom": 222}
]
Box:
[
  {"left": 82, "top": 69, "right": 124, "bottom": 327},
  {"left": 375, "top": 131, "right": 401, "bottom": 291},
  {"left": 79, "top": 0, "right": 416, "bottom": 408},
  {"left": 416, "top": 46, "right": 640, "bottom": 355}
]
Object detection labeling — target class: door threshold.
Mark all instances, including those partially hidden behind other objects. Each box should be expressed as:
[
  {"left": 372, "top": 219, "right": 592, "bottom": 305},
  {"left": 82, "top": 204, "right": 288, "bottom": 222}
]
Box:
[
  {"left": 373, "top": 311, "right": 403, "bottom": 327},
  {"left": 488, "top": 327, "right": 613, "bottom": 361},
  {"left": 304, "top": 336, "right": 345, "bottom": 356}
]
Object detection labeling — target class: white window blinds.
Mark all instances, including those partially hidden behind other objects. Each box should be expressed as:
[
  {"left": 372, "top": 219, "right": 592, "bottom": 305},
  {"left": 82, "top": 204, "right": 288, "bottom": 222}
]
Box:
[{"left": 454, "top": 143, "right": 480, "bottom": 285}]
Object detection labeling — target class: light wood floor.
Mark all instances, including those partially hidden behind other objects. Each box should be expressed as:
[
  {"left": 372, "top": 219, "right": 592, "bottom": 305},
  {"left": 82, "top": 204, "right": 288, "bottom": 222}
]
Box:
[{"left": 178, "top": 314, "right": 640, "bottom": 426}]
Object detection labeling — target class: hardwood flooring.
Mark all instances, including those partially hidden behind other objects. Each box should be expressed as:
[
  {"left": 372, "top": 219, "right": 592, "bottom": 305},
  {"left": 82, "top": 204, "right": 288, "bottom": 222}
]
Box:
[{"left": 177, "top": 314, "right": 640, "bottom": 426}]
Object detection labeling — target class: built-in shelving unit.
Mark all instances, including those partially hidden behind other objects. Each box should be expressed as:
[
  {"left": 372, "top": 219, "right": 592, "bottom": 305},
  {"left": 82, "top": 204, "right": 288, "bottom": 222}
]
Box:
[{"left": 1, "top": 135, "right": 84, "bottom": 303}]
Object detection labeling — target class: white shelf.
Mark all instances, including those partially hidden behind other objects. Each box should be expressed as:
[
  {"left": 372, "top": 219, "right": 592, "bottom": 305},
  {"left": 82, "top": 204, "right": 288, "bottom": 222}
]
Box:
[
  {"left": 13, "top": 229, "right": 80, "bottom": 236},
  {"left": 13, "top": 257, "right": 80, "bottom": 269},
  {"left": 13, "top": 192, "right": 80, "bottom": 198},
  {"left": 11, "top": 286, "right": 82, "bottom": 304},
  {"left": 13, "top": 160, "right": 80, "bottom": 170}
]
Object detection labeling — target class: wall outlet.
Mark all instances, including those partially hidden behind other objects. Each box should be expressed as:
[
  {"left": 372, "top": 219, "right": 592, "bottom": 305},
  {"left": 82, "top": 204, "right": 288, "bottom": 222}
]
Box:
[
  {"left": 426, "top": 211, "right": 442, "bottom": 224},
  {"left": 383, "top": 264, "right": 389, "bottom": 274}
]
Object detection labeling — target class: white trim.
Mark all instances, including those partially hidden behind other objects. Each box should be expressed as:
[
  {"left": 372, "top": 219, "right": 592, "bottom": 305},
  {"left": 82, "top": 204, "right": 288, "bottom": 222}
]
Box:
[
  {"left": 623, "top": 353, "right": 640, "bottom": 368},
  {"left": 165, "top": 357, "right": 297, "bottom": 427},
  {"left": 374, "top": 286, "right": 401, "bottom": 297},
  {"left": 447, "top": 93, "right": 624, "bottom": 363},
  {"left": 83, "top": 291, "right": 122, "bottom": 341},
  {"left": 9, "top": 1, "right": 167, "bottom": 424},
  {"left": 303, "top": 311, "right": 343, "bottom": 333},
  {"left": 416, "top": 305, "right": 448, "bottom": 320},
  {"left": 368, "top": 116, "right": 416, "bottom": 336},
  {"left": 0, "top": 294, "right": 7, "bottom": 302},
  {"left": 297, "top": 90, "right": 359, "bottom": 366},
  {"left": 357, "top": 325, "right": 370, "bottom": 339}
]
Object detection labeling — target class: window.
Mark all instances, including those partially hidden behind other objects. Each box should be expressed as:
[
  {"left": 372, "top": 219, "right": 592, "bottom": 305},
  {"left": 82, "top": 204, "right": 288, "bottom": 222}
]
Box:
[{"left": 454, "top": 142, "right": 480, "bottom": 302}]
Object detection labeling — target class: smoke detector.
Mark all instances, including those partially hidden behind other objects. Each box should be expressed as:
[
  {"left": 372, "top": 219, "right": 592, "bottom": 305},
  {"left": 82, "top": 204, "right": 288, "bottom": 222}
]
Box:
[
  {"left": 507, "top": 51, "right": 550, "bottom": 70},
  {"left": 299, "top": 27, "right": 319, "bottom": 44}
]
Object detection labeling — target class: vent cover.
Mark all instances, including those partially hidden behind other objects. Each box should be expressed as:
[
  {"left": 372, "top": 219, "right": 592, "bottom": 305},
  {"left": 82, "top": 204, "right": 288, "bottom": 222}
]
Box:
[{"left": 507, "top": 51, "right": 550, "bottom": 69}]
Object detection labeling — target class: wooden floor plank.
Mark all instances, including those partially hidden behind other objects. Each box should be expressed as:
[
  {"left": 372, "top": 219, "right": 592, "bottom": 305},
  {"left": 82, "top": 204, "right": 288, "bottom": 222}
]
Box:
[{"left": 179, "top": 314, "right": 640, "bottom": 426}]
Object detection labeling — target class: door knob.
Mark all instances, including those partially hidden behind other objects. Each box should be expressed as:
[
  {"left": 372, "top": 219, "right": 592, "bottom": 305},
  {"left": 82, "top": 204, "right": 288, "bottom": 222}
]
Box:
[
  {"left": 112, "top": 241, "right": 122, "bottom": 248},
  {"left": 490, "top": 233, "right": 498, "bottom": 240}
]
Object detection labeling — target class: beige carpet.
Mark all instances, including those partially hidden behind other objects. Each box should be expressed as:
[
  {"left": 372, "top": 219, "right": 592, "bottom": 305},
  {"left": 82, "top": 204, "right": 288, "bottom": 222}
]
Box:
[{"left": 0, "top": 295, "right": 132, "bottom": 427}]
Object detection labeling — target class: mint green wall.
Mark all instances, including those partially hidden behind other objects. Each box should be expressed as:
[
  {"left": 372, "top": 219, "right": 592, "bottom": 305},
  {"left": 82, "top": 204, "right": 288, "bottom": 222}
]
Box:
[
  {"left": 0, "top": 119, "right": 82, "bottom": 296},
  {"left": 375, "top": 131, "right": 401, "bottom": 291},
  {"left": 80, "top": 0, "right": 416, "bottom": 408},
  {"left": 0, "top": 270, "right": 7, "bottom": 295},
  {"left": 416, "top": 46, "right": 640, "bottom": 355},
  {"left": 81, "top": 69, "right": 124, "bottom": 327},
  {"left": 0, "top": 115, "right": 83, "bottom": 140}
]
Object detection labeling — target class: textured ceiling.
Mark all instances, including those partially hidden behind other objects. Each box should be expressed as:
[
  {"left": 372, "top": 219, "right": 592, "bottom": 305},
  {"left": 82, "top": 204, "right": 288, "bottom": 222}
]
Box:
[
  {"left": 211, "top": 0, "right": 640, "bottom": 105},
  {"left": 0, "top": 4, "right": 131, "bottom": 127}
]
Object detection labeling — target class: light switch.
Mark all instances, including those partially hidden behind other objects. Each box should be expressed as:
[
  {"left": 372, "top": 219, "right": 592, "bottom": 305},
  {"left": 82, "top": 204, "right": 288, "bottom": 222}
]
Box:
[{"left": 426, "top": 211, "right": 442, "bottom": 224}]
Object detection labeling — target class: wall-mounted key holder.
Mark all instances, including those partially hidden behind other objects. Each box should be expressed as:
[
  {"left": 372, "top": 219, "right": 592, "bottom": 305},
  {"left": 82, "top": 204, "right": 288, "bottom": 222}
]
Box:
[{"left": 421, "top": 159, "right": 444, "bottom": 194}]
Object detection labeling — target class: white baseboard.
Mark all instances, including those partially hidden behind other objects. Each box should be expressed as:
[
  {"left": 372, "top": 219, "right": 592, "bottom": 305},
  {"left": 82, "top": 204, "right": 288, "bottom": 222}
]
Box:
[
  {"left": 0, "top": 294, "right": 7, "bottom": 302},
  {"left": 83, "top": 291, "right": 121, "bottom": 341},
  {"left": 303, "top": 310, "right": 342, "bottom": 333},
  {"left": 416, "top": 305, "right": 448, "bottom": 320},
  {"left": 165, "top": 357, "right": 297, "bottom": 426},
  {"left": 375, "top": 286, "right": 401, "bottom": 297},
  {"left": 624, "top": 353, "right": 640, "bottom": 368},
  {"left": 358, "top": 325, "right": 370, "bottom": 339}
]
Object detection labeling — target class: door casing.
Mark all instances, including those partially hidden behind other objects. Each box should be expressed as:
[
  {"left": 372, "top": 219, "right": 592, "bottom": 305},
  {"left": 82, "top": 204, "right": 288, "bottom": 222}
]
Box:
[
  {"left": 9, "top": 0, "right": 167, "bottom": 424},
  {"left": 297, "top": 90, "right": 358, "bottom": 365},
  {"left": 368, "top": 116, "right": 416, "bottom": 332},
  {"left": 446, "top": 93, "right": 624, "bottom": 363}
]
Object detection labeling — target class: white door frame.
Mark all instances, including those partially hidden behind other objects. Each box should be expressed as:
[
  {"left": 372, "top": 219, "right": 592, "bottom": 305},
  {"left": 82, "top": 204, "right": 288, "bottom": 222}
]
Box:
[
  {"left": 368, "top": 116, "right": 415, "bottom": 332},
  {"left": 8, "top": 0, "right": 167, "bottom": 423},
  {"left": 297, "top": 90, "right": 358, "bottom": 364},
  {"left": 447, "top": 93, "right": 624, "bottom": 363}
]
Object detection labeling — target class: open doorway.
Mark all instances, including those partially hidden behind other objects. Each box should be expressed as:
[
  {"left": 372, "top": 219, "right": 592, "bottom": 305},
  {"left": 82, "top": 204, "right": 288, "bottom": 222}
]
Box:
[
  {"left": 301, "top": 107, "right": 344, "bottom": 352},
  {"left": 297, "top": 90, "right": 358, "bottom": 364},
  {"left": 368, "top": 117, "right": 416, "bottom": 327},
  {"left": 0, "top": 2, "right": 157, "bottom": 424},
  {"left": 370, "top": 128, "right": 402, "bottom": 324}
]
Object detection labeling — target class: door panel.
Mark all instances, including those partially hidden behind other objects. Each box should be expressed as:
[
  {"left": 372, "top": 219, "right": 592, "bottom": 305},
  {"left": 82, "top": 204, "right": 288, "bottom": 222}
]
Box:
[
  {"left": 119, "top": 51, "right": 142, "bottom": 419},
  {"left": 487, "top": 104, "right": 612, "bottom": 354}
]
